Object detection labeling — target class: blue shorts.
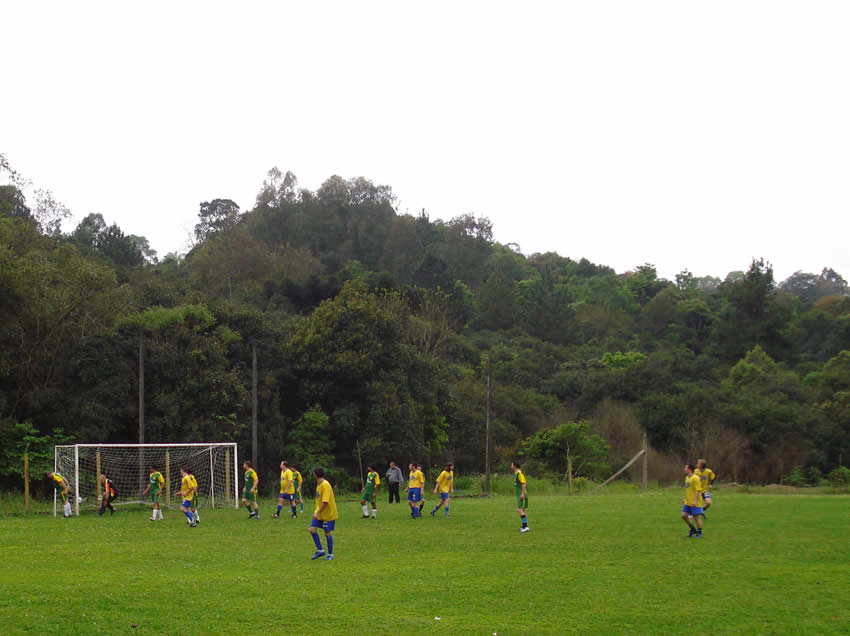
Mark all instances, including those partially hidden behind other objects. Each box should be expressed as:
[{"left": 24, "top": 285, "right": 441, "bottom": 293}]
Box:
[
  {"left": 682, "top": 505, "right": 704, "bottom": 515},
  {"left": 440, "top": 492, "right": 450, "bottom": 500},
  {"left": 310, "top": 518, "right": 336, "bottom": 532},
  {"left": 279, "top": 493, "right": 294, "bottom": 502},
  {"left": 701, "top": 492, "right": 712, "bottom": 501},
  {"left": 408, "top": 488, "right": 421, "bottom": 502},
  {"left": 182, "top": 499, "right": 193, "bottom": 508}
]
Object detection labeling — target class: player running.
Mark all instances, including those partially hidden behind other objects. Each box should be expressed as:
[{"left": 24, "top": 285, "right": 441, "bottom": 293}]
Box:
[
  {"left": 511, "top": 461, "right": 529, "bottom": 532},
  {"left": 98, "top": 474, "right": 117, "bottom": 516},
  {"left": 359, "top": 465, "right": 380, "bottom": 519},
  {"left": 242, "top": 460, "right": 260, "bottom": 519},
  {"left": 188, "top": 469, "right": 201, "bottom": 524},
  {"left": 309, "top": 467, "right": 338, "bottom": 561},
  {"left": 681, "top": 463, "right": 704, "bottom": 538},
  {"left": 405, "top": 462, "right": 425, "bottom": 518},
  {"left": 47, "top": 471, "right": 72, "bottom": 517},
  {"left": 175, "top": 466, "right": 198, "bottom": 527},
  {"left": 430, "top": 463, "right": 454, "bottom": 518},
  {"left": 274, "top": 461, "right": 297, "bottom": 519},
  {"left": 695, "top": 458, "right": 715, "bottom": 517},
  {"left": 292, "top": 464, "right": 305, "bottom": 513},
  {"left": 141, "top": 465, "right": 165, "bottom": 521},
  {"left": 416, "top": 463, "right": 427, "bottom": 514}
]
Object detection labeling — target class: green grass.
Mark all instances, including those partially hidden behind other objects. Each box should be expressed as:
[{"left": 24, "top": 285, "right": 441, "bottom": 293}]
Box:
[{"left": 1, "top": 492, "right": 848, "bottom": 634}]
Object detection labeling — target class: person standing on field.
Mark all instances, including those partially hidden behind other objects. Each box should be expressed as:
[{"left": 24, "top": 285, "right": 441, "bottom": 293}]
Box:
[
  {"left": 98, "top": 474, "right": 117, "bottom": 516},
  {"left": 360, "top": 464, "right": 380, "bottom": 519},
  {"left": 292, "top": 464, "right": 305, "bottom": 513},
  {"left": 682, "top": 463, "right": 704, "bottom": 538},
  {"left": 47, "top": 471, "right": 72, "bottom": 517},
  {"left": 141, "top": 465, "right": 165, "bottom": 521},
  {"left": 242, "top": 460, "right": 260, "bottom": 519},
  {"left": 405, "top": 462, "right": 425, "bottom": 518},
  {"left": 511, "top": 461, "right": 529, "bottom": 532},
  {"left": 175, "top": 466, "right": 197, "bottom": 527},
  {"left": 274, "top": 460, "right": 297, "bottom": 519},
  {"left": 385, "top": 461, "right": 403, "bottom": 504},
  {"left": 188, "top": 469, "right": 201, "bottom": 524},
  {"left": 694, "top": 458, "right": 715, "bottom": 518},
  {"left": 309, "top": 467, "right": 338, "bottom": 561},
  {"left": 430, "top": 463, "right": 454, "bottom": 518}
]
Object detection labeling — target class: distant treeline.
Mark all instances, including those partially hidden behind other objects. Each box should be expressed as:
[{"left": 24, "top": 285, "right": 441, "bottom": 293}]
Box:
[{"left": 2, "top": 159, "right": 849, "bottom": 492}]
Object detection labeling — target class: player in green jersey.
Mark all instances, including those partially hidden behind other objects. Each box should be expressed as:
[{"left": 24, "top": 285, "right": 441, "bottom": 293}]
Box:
[
  {"left": 242, "top": 460, "right": 260, "bottom": 519},
  {"left": 141, "top": 465, "right": 165, "bottom": 521},
  {"left": 360, "top": 465, "right": 381, "bottom": 519}
]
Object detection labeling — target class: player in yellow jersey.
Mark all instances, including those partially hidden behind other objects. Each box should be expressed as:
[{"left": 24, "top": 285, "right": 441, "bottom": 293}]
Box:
[
  {"left": 174, "top": 466, "right": 198, "bottom": 527},
  {"left": 274, "top": 460, "right": 297, "bottom": 519},
  {"left": 292, "top": 465, "right": 305, "bottom": 513},
  {"left": 242, "top": 460, "right": 260, "bottom": 519},
  {"left": 430, "top": 463, "right": 454, "bottom": 518},
  {"left": 141, "top": 465, "right": 165, "bottom": 521},
  {"left": 405, "top": 462, "right": 425, "bottom": 518},
  {"left": 695, "top": 458, "right": 716, "bottom": 518},
  {"left": 681, "top": 463, "right": 703, "bottom": 538},
  {"left": 512, "top": 461, "right": 530, "bottom": 532},
  {"left": 309, "top": 467, "right": 338, "bottom": 561},
  {"left": 188, "top": 470, "right": 201, "bottom": 524},
  {"left": 47, "top": 471, "right": 72, "bottom": 517}
]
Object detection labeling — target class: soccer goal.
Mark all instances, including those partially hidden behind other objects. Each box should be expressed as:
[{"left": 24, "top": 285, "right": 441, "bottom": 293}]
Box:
[{"left": 53, "top": 443, "right": 239, "bottom": 516}]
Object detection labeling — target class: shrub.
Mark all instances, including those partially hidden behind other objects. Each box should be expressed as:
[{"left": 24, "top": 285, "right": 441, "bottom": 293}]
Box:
[{"left": 827, "top": 466, "right": 850, "bottom": 486}]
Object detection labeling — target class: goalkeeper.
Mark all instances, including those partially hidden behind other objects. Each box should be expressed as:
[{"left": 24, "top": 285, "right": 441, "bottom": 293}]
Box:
[
  {"left": 47, "top": 471, "right": 72, "bottom": 517},
  {"left": 141, "top": 465, "right": 165, "bottom": 521},
  {"left": 98, "top": 474, "right": 117, "bottom": 516}
]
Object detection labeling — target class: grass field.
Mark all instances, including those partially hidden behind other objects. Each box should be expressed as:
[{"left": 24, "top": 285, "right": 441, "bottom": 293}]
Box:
[{"left": 1, "top": 491, "right": 848, "bottom": 635}]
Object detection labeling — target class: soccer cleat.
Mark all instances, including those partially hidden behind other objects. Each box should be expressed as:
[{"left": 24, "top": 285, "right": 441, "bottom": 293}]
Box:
[
  {"left": 520, "top": 526, "right": 530, "bottom": 533},
  {"left": 290, "top": 514, "right": 297, "bottom": 519},
  {"left": 190, "top": 522, "right": 197, "bottom": 527},
  {"left": 695, "top": 532, "right": 703, "bottom": 538},
  {"left": 430, "top": 509, "right": 436, "bottom": 517},
  {"left": 687, "top": 528, "right": 697, "bottom": 537},
  {"left": 361, "top": 515, "right": 370, "bottom": 519},
  {"left": 272, "top": 513, "right": 279, "bottom": 518},
  {"left": 149, "top": 517, "right": 156, "bottom": 521},
  {"left": 324, "top": 554, "right": 334, "bottom": 561},
  {"left": 311, "top": 550, "right": 326, "bottom": 560}
]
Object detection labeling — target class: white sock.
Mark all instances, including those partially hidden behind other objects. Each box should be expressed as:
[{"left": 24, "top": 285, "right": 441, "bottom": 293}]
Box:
[
  {"left": 372, "top": 509, "right": 377, "bottom": 518},
  {"left": 194, "top": 511, "right": 200, "bottom": 521},
  {"left": 64, "top": 502, "right": 72, "bottom": 516},
  {"left": 362, "top": 504, "right": 368, "bottom": 516}
]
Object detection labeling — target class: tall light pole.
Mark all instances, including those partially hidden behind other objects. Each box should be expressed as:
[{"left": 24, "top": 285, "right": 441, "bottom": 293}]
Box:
[{"left": 485, "top": 352, "right": 492, "bottom": 493}]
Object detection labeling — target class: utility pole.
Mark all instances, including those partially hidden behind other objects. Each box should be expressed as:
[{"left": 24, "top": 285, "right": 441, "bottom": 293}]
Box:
[
  {"left": 642, "top": 430, "right": 648, "bottom": 489},
  {"left": 485, "top": 352, "right": 492, "bottom": 494},
  {"left": 252, "top": 342, "right": 258, "bottom": 467},
  {"left": 138, "top": 333, "right": 145, "bottom": 491}
]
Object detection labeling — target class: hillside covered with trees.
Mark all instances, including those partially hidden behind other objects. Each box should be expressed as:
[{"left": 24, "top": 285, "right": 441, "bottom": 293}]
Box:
[{"left": 3, "top": 157, "right": 850, "bottom": 492}]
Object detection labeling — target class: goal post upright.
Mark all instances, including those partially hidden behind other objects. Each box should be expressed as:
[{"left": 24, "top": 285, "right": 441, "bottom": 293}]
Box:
[
  {"left": 74, "top": 445, "right": 80, "bottom": 517},
  {"left": 233, "top": 445, "right": 239, "bottom": 509}
]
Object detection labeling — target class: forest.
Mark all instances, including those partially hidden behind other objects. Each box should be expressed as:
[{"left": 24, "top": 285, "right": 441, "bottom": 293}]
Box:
[{"left": 3, "top": 157, "right": 850, "bottom": 493}]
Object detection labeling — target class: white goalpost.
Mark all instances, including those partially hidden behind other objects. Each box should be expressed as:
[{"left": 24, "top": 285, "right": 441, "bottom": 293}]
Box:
[{"left": 53, "top": 443, "right": 239, "bottom": 516}]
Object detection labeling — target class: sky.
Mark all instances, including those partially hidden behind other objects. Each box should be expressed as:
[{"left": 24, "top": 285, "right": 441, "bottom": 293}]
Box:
[{"left": 2, "top": 1, "right": 848, "bottom": 282}]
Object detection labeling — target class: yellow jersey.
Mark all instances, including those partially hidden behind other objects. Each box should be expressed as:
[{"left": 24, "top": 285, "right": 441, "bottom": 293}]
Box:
[
  {"left": 181, "top": 475, "right": 196, "bottom": 501},
  {"left": 314, "top": 479, "right": 338, "bottom": 521},
  {"left": 280, "top": 468, "right": 294, "bottom": 494},
  {"left": 684, "top": 474, "right": 701, "bottom": 507},
  {"left": 694, "top": 468, "right": 715, "bottom": 493},
  {"left": 52, "top": 473, "right": 66, "bottom": 490},
  {"left": 189, "top": 474, "right": 199, "bottom": 499},
  {"left": 409, "top": 470, "right": 425, "bottom": 489},
  {"left": 435, "top": 470, "right": 454, "bottom": 493}
]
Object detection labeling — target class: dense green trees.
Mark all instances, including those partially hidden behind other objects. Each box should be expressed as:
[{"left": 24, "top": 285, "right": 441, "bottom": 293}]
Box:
[{"left": 2, "top": 161, "right": 849, "bottom": 492}]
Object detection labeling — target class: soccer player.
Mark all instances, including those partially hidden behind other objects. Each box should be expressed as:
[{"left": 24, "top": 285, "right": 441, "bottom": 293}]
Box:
[
  {"left": 309, "top": 467, "right": 338, "bottom": 561},
  {"left": 416, "top": 463, "right": 427, "bottom": 514},
  {"left": 141, "top": 465, "right": 165, "bottom": 521},
  {"left": 47, "top": 471, "right": 72, "bottom": 517},
  {"left": 242, "top": 460, "right": 260, "bottom": 519},
  {"left": 695, "top": 458, "right": 716, "bottom": 517},
  {"left": 681, "top": 463, "right": 704, "bottom": 538},
  {"left": 360, "top": 464, "right": 380, "bottom": 519},
  {"left": 292, "top": 464, "right": 305, "bottom": 513},
  {"left": 188, "top": 469, "right": 201, "bottom": 524},
  {"left": 404, "top": 462, "right": 425, "bottom": 518},
  {"left": 511, "top": 461, "right": 529, "bottom": 532},
  {"left": 98, "top": 474, "right": 117, "bottom": 516},
  {"left": 175, "top": 466, "right": 197, "bottom": 527},
  {"left": 430, "top": 463, "right": 454, "bottom": 518},
  {"left": 274, "top": 460, "right": 297, "bottom": 519}
]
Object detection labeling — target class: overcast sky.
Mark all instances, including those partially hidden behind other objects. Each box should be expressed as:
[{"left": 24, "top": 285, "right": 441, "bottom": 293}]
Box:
[{"left": 2, "top": 1, "right": 848, "bottom": 282}]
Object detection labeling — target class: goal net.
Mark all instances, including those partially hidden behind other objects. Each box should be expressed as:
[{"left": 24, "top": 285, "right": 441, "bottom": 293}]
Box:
[{"left": 54, "top": 443, "right": 239, "bottom": 516}]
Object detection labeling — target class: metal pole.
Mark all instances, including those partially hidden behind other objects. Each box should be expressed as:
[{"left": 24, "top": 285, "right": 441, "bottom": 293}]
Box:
[
  {"left": 234, "top": 445, "right": 240, "bottom": 509},
  {"left": 74, "top": 445, "right": 80, "bottom": 517},
  {"left": 642, "top": 430, "right": 648, "bottom": 489},
  {"left": 252, "top": 342, "right": 258, "bottom": 467},
  {"left": 53, "top": 448, "right": 58, "bottom": 517},
  {"left": 209, "top": 446, "right": 215, "bottom": 509},
  {"left": 139, "top": 334, "right": 145, "bottom": 495},
  {"left": 485, "top": 353, "right": 491, "bottom": 494}
]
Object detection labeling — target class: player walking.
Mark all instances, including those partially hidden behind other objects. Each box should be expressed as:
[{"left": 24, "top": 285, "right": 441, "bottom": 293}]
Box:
[
  {"left": 405, "top": 462, "right": 425, "bottom": 518},
  {"left": 175, "top": 466, "right": 197, "bottom": 527},
  {"left": 695, "top": 459, "right": 715, "bottom": 517},
  {"left": 242, "top": 461, "right": 260, "bottom": 519},
  {"left": 681, "top": 463, "right": 704, "bottom": 538},
  {"left": 274, "top": 461, "right": 297, "bottom": 519},
  {"left": 511, "top": 461, "right": 529, "bottom": 532},
  {"left": 98, "top": 474, "right": 117, "bottom": 516},
  {"left": 309, "top": 467, "right": 338, "bottom": 561},
  {"left": 47, "top": 471, "right": 72, "bottom": 517},
  {"left": 430, "top": 463, "right": 454, "bottom": 518},
  {"left": 359, "top": 465, "right": 380, "bottom": 519},
  {"left": 141, "top": 465, "right": 165, "bottom": 521},
  {"left": 292, "top": 465, "right": 305, "bottom": 513}
]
